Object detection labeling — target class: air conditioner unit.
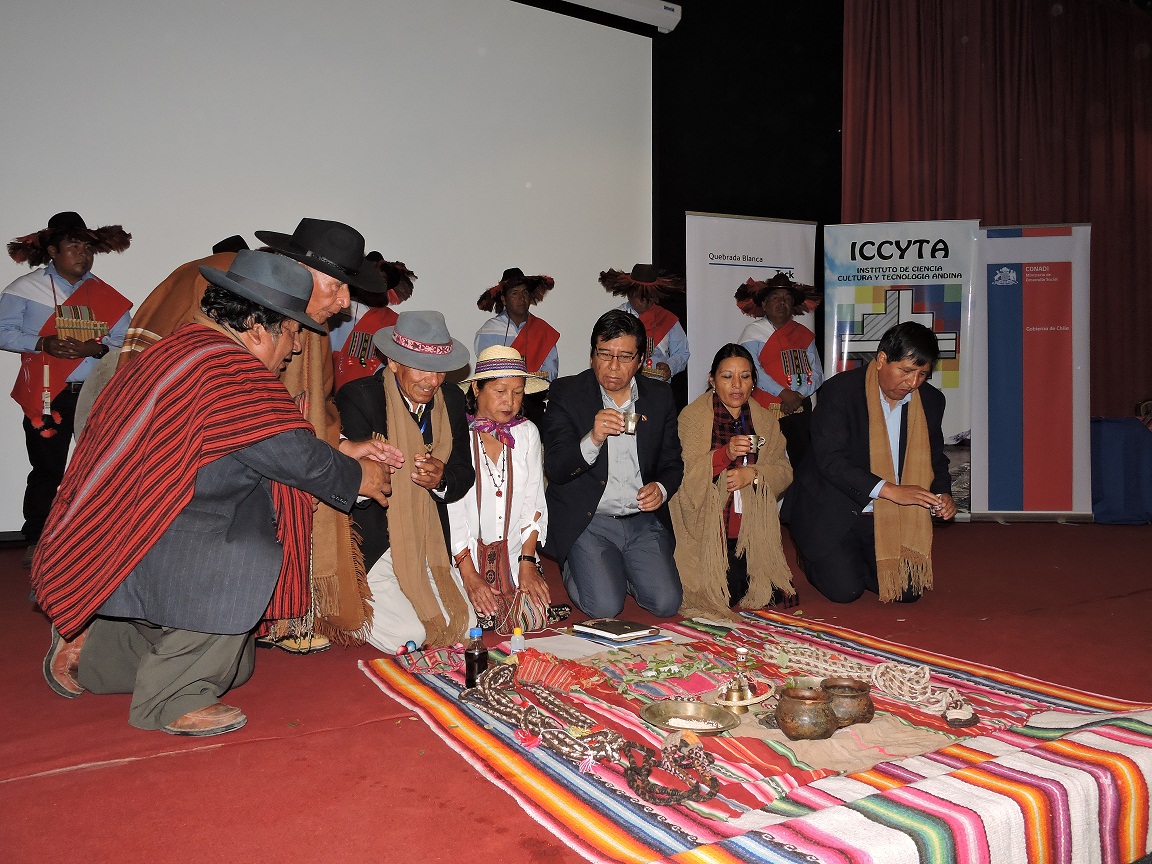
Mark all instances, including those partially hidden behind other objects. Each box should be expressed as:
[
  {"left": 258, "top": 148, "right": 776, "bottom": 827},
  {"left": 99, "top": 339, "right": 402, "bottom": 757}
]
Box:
[{"left": 567, "top": 0, "right": 682, "bottom": 33}]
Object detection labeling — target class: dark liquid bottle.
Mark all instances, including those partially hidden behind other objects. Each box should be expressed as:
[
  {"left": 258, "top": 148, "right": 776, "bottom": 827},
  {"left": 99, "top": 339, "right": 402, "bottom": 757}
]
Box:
[{"left": 464, "top": 627, "right": 488, "bottom": 688}]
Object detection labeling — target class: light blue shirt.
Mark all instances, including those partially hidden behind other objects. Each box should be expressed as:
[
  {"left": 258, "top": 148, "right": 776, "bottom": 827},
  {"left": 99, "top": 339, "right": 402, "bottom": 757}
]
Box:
[
  {"left": 474, "top": 312, "right": 559, "bottom": 381},
  {"left": 863, "top": 388, "right": 913, "bottom": 512},
  {"left": 578, "top": 377, "right": 667, "bottom": 514}
]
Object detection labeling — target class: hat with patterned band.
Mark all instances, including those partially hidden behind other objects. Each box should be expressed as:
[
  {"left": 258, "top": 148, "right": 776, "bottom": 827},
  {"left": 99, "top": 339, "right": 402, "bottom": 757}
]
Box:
[
  {"left": 459, "top": 345, "right": 549, "bottom": 394},
  {"left": 373, "top": 310, "right": 469, "bottom": 372}
]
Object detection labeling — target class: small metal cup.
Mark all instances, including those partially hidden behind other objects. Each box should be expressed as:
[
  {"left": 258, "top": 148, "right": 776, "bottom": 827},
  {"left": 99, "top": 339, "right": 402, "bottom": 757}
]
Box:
[
  {"left": 745, "top": 434, "right": 767, "bottom": 453},
  {"left": 622, "top": 412, "right": 641, "bottom": 434}
]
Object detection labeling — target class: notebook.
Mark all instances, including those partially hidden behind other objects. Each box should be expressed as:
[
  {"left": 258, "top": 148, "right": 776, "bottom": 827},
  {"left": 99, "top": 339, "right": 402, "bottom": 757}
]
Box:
[{"left": 571, "top": 618, "right": 662, "bottom": 642}]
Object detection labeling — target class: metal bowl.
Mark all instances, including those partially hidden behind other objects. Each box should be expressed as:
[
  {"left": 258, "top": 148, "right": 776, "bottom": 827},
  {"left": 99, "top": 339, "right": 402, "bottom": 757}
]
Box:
[{"left": 640, "top": 700, "right": 740, "bottom": 736}]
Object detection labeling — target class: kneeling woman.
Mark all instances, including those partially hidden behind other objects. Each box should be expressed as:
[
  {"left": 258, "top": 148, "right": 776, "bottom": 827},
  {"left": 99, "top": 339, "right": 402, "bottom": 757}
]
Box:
[
  {"left": 449, "top": 346, "right": 551, "bottom": 629},
  {"left": 670, "top": 344, "right": 797, "bottom": 619}
]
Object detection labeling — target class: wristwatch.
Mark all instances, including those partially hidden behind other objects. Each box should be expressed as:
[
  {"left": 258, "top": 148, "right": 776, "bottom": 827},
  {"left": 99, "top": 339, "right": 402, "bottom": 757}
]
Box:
[{"left": 517, "top": 554, "right": 537, "bottom": 564}]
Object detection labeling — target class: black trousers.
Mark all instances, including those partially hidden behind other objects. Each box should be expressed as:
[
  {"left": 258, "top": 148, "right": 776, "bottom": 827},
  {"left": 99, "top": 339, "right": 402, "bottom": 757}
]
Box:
[
  {"left": 800, "top": 514, "right": 921, "bottom": 604},
  {"left": 22, "top": 387, "right": 80, "bottom": 542}
]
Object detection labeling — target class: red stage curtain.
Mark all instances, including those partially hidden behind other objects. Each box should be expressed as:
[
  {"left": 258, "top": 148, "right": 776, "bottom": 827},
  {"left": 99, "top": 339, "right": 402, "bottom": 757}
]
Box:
[{"left": 842, "top": 0, "right": 1152, "bottom": 417}]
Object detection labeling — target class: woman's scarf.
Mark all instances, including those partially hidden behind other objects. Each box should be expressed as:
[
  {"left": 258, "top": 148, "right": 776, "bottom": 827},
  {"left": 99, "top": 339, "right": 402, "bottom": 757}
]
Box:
[
  {"left": 382, "top": 367, "right": 471, "bottom": 648},
  {"left": 467, "top": 413, "right": 526, "bottom": 449},
  {"left": 866, "top": 360, "right": 934, "bottom": 601},
  {"left": 669, "top": 391, "right": 794, "bottom": 621}
]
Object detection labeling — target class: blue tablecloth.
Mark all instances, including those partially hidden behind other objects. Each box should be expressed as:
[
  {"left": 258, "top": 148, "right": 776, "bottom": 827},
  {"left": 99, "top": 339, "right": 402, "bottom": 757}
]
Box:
[{"left": 1091, "top": 417, "right": 1152, "bottom": 524}]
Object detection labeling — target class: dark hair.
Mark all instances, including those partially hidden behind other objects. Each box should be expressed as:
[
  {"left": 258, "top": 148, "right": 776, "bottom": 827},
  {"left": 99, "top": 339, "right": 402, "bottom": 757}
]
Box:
[
  {"left": 708, "top": 343, "right": 756, "bottom": 379},
  {"left": 464, "top": 378, "right": 524, "bottom": 418},
  {"left": 590, "top": 309, "right": 647, "bottom": 363},
  {"left": 201, "top": 284, "right": 288, "bottom": 335},
  {"left": 876, "top": 322, "right": 940, "bottom": 369}
]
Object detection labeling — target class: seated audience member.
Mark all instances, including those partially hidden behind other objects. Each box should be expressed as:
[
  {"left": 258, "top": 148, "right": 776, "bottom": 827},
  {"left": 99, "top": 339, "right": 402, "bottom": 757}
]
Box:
[
  {"left": 474, "top": 267, "right": 558, "bottom": 427},
  {"left": 330, "top": 253, "right": 415, "bottom": 391},
  {"left": 670, "top": 344, "right": 796, "bottom": 620},
  {"left": 32, "top": 251, "right": 396, "bottom": 736},
  {"left": 602, "top": 264, "right": 689, "bottom": 384},
  {"left": 541, "top": 310, "right": 684, "bottom": 618},
  {"left": 735, "top": 272, "right": 824, "bottom": 467},
  {"left": 336, "top": 311, "right": 476, "bottom": 653},
  {"left": 788, "top": 322, "right": 956, "bottom": 604},
  {"left": 448, "top": 346, "right": 551, "bottom": 629}
]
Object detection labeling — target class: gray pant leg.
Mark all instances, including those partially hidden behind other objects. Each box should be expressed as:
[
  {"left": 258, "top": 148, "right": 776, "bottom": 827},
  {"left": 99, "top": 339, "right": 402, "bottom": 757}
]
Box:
[
  {"left": 563, "top": 516, "right": 630, "bottom": 618},
  {"left": 77, "top": 617, "right": 154, "bottom": 694},
  {"left": 617, "top": 514, "right": 682, "bottom": 618}
]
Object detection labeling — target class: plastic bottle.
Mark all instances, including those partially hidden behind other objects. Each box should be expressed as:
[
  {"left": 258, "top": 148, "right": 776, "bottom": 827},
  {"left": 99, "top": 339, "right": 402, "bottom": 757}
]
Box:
[
  {"left": 509, "top": 627, "right": 526, "bottom": 655},
  {"left": 464, "top": 627, "right": 488, "bottom": 688}
]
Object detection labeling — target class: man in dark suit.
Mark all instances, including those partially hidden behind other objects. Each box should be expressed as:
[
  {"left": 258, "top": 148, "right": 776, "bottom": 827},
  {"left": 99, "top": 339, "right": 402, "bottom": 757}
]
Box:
[
  {"left": 336, "top": 310, "right": 476, "bottom": 653},
  {"left": 542, "top": 310, "right": 684, "bottom": 618},
  {"left": 788, "top": 322, "right": 956, "bottom": 604},
  {"left": 32, "top": 252, "right": 398, "bottom": 736}
]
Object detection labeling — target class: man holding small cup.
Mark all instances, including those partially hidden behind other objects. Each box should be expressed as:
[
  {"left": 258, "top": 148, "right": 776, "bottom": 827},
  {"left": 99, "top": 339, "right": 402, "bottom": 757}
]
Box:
[{"left": 541, "top": 310, "right": 684, "bottom": 618}]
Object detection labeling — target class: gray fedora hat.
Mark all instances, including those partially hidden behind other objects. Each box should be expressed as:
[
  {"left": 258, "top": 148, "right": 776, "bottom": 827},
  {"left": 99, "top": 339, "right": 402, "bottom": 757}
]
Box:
[
  {"left": 254, "top": 218, "right": 387, "bottom": 294},
  {"left": 374, "top": 310, "right": 469, "bottom": 372},
  {"left": 199, "top": 250, "right": 326, "bottom": 334}
]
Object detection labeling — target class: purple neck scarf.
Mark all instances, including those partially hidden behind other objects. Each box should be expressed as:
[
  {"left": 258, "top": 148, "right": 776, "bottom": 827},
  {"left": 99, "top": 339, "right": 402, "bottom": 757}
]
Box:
[{"left": 467, "top": 414, "right": 526, "bottom": 449}]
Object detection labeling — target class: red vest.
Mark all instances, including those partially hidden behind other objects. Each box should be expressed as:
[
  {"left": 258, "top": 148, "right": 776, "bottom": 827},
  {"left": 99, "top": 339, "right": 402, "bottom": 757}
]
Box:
[
  {"left": 11, "top": 276, "right": 131, "bottom": 421},
  {"left": 332, "top": 306, "right": 398, "bottom": 390}
]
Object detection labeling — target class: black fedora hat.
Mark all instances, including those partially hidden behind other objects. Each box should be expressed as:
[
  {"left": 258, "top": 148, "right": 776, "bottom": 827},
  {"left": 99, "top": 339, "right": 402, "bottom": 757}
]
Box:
[
  {"left": 254, "top": 218, "right": 387, "bottom": 294},
  {"left": 199, "top": 250, "right": 326, "bottom": 334}
]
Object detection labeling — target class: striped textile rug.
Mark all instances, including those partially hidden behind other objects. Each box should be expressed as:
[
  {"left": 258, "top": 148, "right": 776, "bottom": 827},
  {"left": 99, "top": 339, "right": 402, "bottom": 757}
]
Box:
[{"left": 360, "top": 611, "right": 1152, "bottom": 864}]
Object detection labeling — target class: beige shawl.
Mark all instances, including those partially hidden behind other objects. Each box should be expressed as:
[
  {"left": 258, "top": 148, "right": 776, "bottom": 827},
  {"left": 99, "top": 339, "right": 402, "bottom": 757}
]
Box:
[
  {"left": 866, "top": 361, "right": 934, "bottom": 601},
  {"left": 380, "top": 367, "right": 471, "bottom": 648},
  {"left": 669, "top": 392, "right": 795, "bottom": 621}
]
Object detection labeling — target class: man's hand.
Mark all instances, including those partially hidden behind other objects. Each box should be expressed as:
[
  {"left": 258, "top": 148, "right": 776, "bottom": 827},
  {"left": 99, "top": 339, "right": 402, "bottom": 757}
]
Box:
[
  {"left": 590, "top": 408, "right": 626, "bottom": 446},
  {"left": 636, "top": 482, "right": 665, "bottom": 511},
  {"left": 779, "top": 389, "right": 804, "bottom": 415},
  {"left": 39, "top": 336, "right": 104, "bottom": 360},
  {"left": 654, "top": 362, "right": 672, "bottom": 382},
  {"left": 879, "top": 482, "right": 946, "bottom": 511},
  {"left": 358, "top": 458, "right": 393, "bottom": 506},
  {"left": 340, "top": 437, "right": 405, "bottom": 469},
  {"left": 412, "top": 453, "right": 445, "bottom": 490},
  {"left": 931, "top": 493, "right": 957, "bottom": 520}
]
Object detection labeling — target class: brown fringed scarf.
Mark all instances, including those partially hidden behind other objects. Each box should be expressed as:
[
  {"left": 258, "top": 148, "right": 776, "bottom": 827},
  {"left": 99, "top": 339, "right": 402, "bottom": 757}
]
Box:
[
  {"left": 670, "top": 392, "right": 795, "bottom": 620},
  {"left": 381, "top": 367, "right": 471, "bottom": 648},
  {"left": 866, "top": 361, "right": 934, "bottom": 601}
]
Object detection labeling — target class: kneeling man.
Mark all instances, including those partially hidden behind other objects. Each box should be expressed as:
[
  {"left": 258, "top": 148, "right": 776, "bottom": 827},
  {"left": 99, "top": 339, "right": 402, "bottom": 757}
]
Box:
[
  {"left": 32, "top": 251, "right": 396, "bottom": 736},
  {"left": 788, "top": 322, "right": 956, "bottom": 604},
  {"left": 542, "top": 310, "right": 684, "bottom": 618}
]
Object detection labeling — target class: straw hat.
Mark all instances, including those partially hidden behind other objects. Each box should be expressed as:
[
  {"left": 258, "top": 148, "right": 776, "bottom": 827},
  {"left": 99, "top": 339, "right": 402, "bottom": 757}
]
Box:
[{"left": 459, "top": 345, "right": 548, "bottom": 394}]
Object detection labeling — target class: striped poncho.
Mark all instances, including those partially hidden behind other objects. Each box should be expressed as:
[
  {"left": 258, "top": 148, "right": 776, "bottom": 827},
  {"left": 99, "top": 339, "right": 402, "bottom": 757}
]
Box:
[{"left": 31, "top": 323, "right": 316, "bottom": 640}]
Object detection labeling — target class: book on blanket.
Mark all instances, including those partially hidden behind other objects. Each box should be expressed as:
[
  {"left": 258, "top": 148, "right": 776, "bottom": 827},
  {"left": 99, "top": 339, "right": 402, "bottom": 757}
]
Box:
[{"left": 572, "top": 618, "right": 662, "bottom": 642}]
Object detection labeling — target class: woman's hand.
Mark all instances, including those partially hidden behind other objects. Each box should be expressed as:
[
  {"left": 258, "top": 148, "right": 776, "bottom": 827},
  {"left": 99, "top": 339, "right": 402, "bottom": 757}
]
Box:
[
  {"left": 725, "top": 436, "right": 753, "bottom": 463},
  {"left": 458, "top": 558, "right": 502, "bottom": 618},
  {"left": 518, "top": 559, "right": 551, "bottom": 608},
  {"left": 726, "top": 466, "right": 757, "bottom": 492}
]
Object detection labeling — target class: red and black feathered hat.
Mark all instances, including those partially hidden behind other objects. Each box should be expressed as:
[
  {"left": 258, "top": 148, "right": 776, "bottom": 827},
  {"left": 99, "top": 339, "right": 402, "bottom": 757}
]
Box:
[
  {"left": 734, "top": 271, "right": 821, "bottom": 318},
  {"left": 365, "top": 251, "right": 417, "bottom": 307},
  {"left": 476, "top": 267, "right": 554, "bottom": 314},
  {"left": 8, "top": 211, "right": 131, "bottom": 268},
  {"left": 599, "top": 263, "right": 685, "bottom": 302}
]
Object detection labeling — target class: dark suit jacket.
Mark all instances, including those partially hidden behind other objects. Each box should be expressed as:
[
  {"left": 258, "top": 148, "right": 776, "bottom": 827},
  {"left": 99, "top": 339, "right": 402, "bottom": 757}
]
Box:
[
  {"left": 336, "top": 371, "right": 475, "bottom": 570},
  {"left": 541, "top": 368, "right": 684, "bottom": 565},
  {"left": 788, "top": 364, "right": 951, "bottom": 556},
  {"left": 100, "top": 429, "right": 361, "bottom": 634}
]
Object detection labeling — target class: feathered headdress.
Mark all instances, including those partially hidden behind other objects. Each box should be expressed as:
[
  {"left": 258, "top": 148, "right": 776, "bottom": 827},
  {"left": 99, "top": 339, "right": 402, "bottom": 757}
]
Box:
[
  {"left": 365, "top": 252, "right": 417, "bottom": 306},
  {"left": 476, "top": 267, "right": 554, "bottom": 314},
  {"left": 599, "top": 263, "right": 685, "bottom": 302},
  {"left": 8, "top": 211, "right": 131, "bottom": 268},
  {"left": 734, "top": 271, "right": 821, "bottom": 318}
]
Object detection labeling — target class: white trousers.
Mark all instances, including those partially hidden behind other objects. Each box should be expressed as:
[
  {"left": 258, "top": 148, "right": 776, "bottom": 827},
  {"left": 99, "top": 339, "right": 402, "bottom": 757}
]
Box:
[{"left": 365, "top": 548, "right": 476, "bottom": 654}]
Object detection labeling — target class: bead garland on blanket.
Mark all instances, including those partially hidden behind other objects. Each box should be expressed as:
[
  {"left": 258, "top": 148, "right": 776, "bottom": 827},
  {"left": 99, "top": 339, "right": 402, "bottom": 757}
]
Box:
[{"left": 621, "top": 732, "right": 720, "bottom": 806}]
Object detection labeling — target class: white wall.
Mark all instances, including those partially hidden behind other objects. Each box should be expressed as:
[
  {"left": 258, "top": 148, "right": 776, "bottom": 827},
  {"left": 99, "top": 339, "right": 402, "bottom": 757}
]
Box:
[{"left": 0, "top": 0, "right": 652, "bottom": 532}]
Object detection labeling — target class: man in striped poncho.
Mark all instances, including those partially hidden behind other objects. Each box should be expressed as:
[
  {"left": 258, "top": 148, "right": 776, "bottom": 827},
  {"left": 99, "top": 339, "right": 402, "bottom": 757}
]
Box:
[{"left": 31, "top": 252, "right": 399, "bottom": 737}]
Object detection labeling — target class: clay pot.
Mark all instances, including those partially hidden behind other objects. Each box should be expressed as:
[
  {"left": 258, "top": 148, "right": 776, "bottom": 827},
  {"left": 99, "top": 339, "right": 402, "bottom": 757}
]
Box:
[
  {"left": 821, "top": 677, "right": 875, "bottom": 727},
  {"left": 774, "top": 686, "right": 838, "bottom": 740}
]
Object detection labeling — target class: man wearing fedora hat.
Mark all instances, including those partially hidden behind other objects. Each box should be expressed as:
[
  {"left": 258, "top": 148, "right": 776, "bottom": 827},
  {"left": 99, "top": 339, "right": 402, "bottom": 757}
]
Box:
[
  {"left": 31, "top": 251, "right": 399, "bottom": 736},
  {"left": 2, "top": 212, "right": 133, "bottom": 567},
  {"left": 117, "top": 218, "right": 390, "bottom": 653},
  {"left": 336, "top": 310, "right": 477, "bottom": 653}
]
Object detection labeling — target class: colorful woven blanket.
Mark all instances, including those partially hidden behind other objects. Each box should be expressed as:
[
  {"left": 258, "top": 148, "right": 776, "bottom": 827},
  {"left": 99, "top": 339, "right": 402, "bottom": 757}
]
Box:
[{"left": 360, "top": 611, "right": 1152, "bottom": 864}]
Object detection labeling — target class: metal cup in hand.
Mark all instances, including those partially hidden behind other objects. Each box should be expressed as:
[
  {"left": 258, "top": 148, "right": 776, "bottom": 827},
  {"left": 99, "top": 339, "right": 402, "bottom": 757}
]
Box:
[
  {"left": 745, "top": 434, "right": 767, "bottom": 453},
  {"left": 622, "top": 412, "right": 641, "bottom": 434}
]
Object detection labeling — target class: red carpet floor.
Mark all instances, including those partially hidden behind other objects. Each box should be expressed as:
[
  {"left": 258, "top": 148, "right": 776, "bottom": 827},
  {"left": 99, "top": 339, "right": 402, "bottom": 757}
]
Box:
[{"left": 1, "top": 521, "right": 1149, "bottom": 862}]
